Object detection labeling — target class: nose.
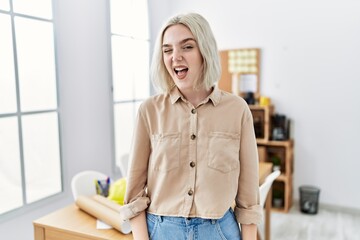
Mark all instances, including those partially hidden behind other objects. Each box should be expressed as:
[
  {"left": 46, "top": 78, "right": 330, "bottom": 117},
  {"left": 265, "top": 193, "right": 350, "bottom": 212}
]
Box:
[
  {"left": 172, "top": 49, "right": 182, "bottom": 61},
  {"left": 173, "top": 56, "right": 182, "bottom": 61}
]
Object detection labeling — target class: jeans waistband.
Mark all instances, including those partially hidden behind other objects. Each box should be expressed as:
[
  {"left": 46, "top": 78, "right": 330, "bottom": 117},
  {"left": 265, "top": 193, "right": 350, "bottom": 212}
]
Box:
[{"left": 147, "top": 208, "right": 233, "bottom": 226}]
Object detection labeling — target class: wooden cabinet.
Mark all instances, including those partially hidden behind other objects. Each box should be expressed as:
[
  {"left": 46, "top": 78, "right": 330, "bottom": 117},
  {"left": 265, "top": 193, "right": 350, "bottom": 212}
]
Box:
[{"left": 250, "top": 105, "right": 294, "bottom": 213}]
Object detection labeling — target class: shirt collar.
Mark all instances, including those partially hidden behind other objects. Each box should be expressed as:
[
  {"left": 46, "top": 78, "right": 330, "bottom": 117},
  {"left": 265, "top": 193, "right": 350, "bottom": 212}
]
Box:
[
  {"left": 208, "top": 86, "right": 221, "bottom": 106},
  {"left": 169, "top": 86, "right": 221, "bottom": 107},
  {"left": 169, "top": 87, "right": 182, "bottom": 104}
]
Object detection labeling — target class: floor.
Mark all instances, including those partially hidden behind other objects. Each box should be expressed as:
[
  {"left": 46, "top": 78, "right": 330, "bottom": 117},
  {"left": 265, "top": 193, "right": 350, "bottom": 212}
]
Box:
[{"left": 271, "top": 204, "right": 360, "bottom": 240}]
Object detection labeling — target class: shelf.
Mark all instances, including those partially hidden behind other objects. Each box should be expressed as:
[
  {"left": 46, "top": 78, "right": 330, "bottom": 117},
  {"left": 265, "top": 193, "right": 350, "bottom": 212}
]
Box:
[
  {"left": 250, "top": 108, "right": 294, "bottom": 213},
  {"left": 276, "top": 174, "right": 288, "bottom": 182},
  {"left": 249, "top": 105, "right": 274, "bottom": 141},
  {"left": 271, "top": 208, "right": 290, "bottom": 213},
  {"left": 257, "top": 139, "right": 293, "bottom": 147}
]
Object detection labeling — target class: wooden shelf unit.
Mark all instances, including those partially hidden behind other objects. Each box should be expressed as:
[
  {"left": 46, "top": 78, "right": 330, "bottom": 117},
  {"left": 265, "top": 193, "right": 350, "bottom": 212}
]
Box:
[
  {"left": 257, "top": 139, "right": 294, "bottom": 213},
  {"left": 249, "top": 105, "right": 274, "bottom": 142},
  {"left": 218, "top": 49, "right": 294, "bottom": 213},
  {"left": 250, "top": 105, "right": 294, "bottom": 213}
]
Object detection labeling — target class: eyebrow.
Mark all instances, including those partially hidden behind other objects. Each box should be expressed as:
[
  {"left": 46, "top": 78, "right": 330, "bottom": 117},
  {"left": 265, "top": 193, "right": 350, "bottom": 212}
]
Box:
[{"left": 162, "top": 38, "right": 196, "bottom": 48}]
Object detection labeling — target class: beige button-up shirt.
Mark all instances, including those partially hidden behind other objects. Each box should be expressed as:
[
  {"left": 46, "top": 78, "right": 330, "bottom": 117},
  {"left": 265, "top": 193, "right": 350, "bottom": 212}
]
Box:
[{"left": 123, "top": 86, "right": 262, "bottom": 224}]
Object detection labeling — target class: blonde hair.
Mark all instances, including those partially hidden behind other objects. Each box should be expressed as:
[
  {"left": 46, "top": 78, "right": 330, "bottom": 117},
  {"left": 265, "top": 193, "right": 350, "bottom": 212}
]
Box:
[{"left": 151, "top": 13, "right": 221, "bottom": 93}]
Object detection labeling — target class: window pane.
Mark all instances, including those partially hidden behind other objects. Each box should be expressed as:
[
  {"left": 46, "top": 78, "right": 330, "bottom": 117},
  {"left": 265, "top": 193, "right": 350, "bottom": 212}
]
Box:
[
  {"left": 15, "top": 17, "right": 57, "bottom": 112},
  {"left": 132, "top": 0, "right": 149, "bottom": 39},
  {"left": 0, "top": 117, "right": 23, "bottom": 214},
  {"left": 12, "top": 0, "right": 52, "bottom": 19},
  {"left": 114, "top": 103, "right": 137, "bottom": 169},
  {"left": 112, "top": 36, "right": 150, "bottom": 101},
  {"left": 0, "top": 14, "right": 17, "bottom": 114},
  {"left": 22, "top": 112, "right": 61, "bottom": 203},
  {"left": 133, "top": 39, "right": 150, "bottom": 99},
  {"left": 110, "top": 0, "right": 132, "bottom": 36},
  {"left": 112, "top": 36, "right": 134, "bottom": 101},
  {"left": 110, "top": 0, "right": 149, "bottom": 39},
  {"left": 0, "top": 0, "right": 10, "bottom": 11}
]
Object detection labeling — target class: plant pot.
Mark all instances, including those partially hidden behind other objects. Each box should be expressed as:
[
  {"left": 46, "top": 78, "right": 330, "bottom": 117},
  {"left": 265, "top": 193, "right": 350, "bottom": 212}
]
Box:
[
  {"left": 273, "top": 165, "right": 281, "bottom": 172},
  {"left": 273, "top": 198, "right": 283, "bottom": 208}
]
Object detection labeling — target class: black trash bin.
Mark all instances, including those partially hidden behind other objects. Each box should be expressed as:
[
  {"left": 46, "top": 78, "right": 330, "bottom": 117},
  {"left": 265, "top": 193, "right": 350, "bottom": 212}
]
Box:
[{"left": 299, "top": 185, "right": 320, "bottom": 214}]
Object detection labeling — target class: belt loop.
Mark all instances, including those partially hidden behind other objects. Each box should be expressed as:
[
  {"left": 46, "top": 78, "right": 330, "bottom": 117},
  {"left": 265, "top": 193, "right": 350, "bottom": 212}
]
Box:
[
  {"left": 229, "top": 207, "right": 234, "bottom": 213},
  {"left": 158, "top": 215, "right": 163, "bottom": 223}
]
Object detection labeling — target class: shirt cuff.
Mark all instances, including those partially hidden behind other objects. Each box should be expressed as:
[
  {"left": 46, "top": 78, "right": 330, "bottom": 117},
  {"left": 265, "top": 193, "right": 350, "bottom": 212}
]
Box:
[
  {"left": 121, "top": 197, "right": 150, "bottom": 221},
  {"left": 234, "top": 204, "right": 263, "bottom": 225}
]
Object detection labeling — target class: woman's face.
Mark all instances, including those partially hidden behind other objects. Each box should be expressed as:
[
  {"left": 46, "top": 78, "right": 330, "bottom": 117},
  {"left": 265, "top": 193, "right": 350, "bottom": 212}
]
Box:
[{"left": 162, "top": 24, "right": 203, "bottom": 92}]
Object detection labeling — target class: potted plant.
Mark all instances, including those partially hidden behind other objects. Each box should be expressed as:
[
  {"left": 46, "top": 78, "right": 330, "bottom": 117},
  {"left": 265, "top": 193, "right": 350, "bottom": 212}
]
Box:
[
  {"left": 273, "top": 189, "right": 284, "bottom": 208},
  {"left": 271, "top": 156, "right": 281, "bottom": 172}
]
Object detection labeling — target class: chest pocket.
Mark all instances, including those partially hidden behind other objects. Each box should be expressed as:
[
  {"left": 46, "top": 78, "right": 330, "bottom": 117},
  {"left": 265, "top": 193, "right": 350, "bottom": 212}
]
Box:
[
  {"left": 207, "top": 132, "right": 240, "bottom": 173},
  {"left": 150, "top": 133, "right": 181, "bottom": 172}
]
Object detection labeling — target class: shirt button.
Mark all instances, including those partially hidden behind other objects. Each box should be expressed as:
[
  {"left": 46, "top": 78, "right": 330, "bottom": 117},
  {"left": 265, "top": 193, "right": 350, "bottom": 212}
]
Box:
[
  {"left": 190, "top": 161, "right": 196, "bottom": 168},
  {"left": 188, "top": 190, "right": 194, "bottom": 196},
  {"left": 190, "top": 134, "right": 196, "bottom": 140},
  {"left": 191, "top": 109, "right": 196, "bottom": 114}
]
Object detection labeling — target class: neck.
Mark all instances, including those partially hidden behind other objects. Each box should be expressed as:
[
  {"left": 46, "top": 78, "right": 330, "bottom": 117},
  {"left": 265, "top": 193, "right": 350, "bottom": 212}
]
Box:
[{"left": 180, "top": 87, "right": 212, "bottom": 107}]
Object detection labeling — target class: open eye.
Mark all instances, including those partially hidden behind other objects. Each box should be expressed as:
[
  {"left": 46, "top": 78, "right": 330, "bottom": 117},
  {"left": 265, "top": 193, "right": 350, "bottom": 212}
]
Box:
[{"left": 183, "top": 45, "right": 193, "bottom": 50}]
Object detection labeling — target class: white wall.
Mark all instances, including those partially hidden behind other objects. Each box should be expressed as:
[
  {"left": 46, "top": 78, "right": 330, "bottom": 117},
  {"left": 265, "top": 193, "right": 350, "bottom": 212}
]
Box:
[{"left": 151, "top": 0, "right": 360, "bottom": 209}]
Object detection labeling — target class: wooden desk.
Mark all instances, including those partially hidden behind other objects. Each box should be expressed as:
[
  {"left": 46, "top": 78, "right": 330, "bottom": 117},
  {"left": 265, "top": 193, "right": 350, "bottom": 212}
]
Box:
[
  {"left": 34, "top": 163, "right": 272, "bottom": 240},
  {"left": 259, "top": 161, "right": 273, "bottom": 240},
  {"left": 33, "top": 204, "right": 133, "bottom": 240}
]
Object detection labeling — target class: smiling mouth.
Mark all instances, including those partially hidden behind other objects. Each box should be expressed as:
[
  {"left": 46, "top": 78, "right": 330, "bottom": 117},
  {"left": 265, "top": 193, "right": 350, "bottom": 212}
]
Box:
[{"left": 174, "top": 67, "right": 188, "bottom": 76}]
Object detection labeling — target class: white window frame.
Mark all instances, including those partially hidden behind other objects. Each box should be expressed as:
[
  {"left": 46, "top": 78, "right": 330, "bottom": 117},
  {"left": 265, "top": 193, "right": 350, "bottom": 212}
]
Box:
[{"left": 0, "top": 0, "right": 62, "bottom": 220}]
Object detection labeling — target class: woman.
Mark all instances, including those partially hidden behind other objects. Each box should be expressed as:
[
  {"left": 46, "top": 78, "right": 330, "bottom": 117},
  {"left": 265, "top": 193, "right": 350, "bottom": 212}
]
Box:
[{"left": 123, "top": 12, "right": 262, "bottom": 240}]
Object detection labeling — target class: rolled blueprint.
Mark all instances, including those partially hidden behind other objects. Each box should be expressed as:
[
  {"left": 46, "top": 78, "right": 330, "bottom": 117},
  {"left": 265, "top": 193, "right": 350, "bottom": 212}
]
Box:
[
  {"left": 75, "top": 195, "right": 132, "bottom": 234},
  {"left": 92, "top": 194, "right": 123, "bottom": 213}
]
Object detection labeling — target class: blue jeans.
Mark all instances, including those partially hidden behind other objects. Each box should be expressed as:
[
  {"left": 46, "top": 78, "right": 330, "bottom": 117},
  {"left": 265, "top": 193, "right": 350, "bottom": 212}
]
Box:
[{"left": 146, "top": 208, "right": 241, "bottom": 240}]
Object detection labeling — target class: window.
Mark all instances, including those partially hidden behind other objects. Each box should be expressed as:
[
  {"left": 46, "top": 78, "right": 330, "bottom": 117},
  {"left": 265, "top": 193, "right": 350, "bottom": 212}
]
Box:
[
  {"left": 0, "top": 0, "right": 62, "bottom": 215},
  {"left": 109, "top": 0, "right": 150, "bottom": 173}
]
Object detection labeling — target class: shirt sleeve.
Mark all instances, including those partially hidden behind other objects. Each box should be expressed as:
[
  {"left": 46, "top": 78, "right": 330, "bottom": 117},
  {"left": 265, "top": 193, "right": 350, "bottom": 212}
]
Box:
[
  {"left": 123, "top": 105, "right": 151, "bottom": 220},
  {"left": 234, "top": 107, "right": 263, "bottom": 224}
]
